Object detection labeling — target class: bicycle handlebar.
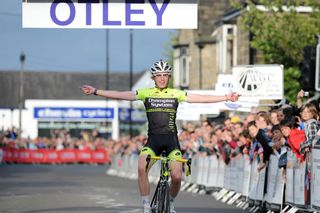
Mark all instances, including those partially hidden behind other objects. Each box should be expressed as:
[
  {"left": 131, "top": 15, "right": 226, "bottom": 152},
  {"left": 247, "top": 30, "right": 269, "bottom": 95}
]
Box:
[{"left": 145, "top": 154, "right": 192, "bottom": 176}]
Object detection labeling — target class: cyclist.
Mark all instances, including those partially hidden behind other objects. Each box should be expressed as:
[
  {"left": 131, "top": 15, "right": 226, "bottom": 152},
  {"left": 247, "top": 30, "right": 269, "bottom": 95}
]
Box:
[{"left": 81, "top": 60, "right": 241, "bottom": 213}]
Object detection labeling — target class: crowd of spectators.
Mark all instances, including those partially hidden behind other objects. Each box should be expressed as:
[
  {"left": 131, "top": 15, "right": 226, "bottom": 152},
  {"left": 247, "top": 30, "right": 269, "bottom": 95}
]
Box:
[{"left": 1, "top": 90, "right": 320, "bottom": 173}]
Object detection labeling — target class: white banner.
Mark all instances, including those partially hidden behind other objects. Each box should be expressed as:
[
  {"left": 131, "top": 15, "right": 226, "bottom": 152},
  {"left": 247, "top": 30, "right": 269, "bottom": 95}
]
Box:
[
  {"left": 201, "top": 156, "right": 210, "bottom": 186},
  {"left": 236, "top": 157, "right": 245, "bottom": 193},
  {"left": 265, "top": 155, "right": 285, "bottom": 205},
  {"left": 294, "top": 161, "right": 306, "bottom": 205},
  {"left": 312, "top": 148, "right": 320, "bottom": 209},
  {"left": 223, "top": 162, "right": 231, "bottom": 190},
  {"left": 217, "top": 159, "right": 225, "bottom": 188},
  {"left": 232, "top": 64, "right": 284, "bottom": 100},
  {"left": 285, "top": 151, "right": 296, "bottom": 204},
  {"left": 242, "top": 155, "right": 251, "bottom": 197},
  {"left": 207, "top": 155, "right": 218, "bottom": 188},
  {"left": 248, "top": 158, "right": 266, "bottom": 201},
  {"left": 22, "top": 0, "right": 198, "bottom": 29}
]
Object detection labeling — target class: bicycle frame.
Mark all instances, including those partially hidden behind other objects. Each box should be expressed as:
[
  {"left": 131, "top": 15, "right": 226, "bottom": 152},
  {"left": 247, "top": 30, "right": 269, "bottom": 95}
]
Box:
[{"left": 145, "top": 151, "right": 191, "bottom": 213}]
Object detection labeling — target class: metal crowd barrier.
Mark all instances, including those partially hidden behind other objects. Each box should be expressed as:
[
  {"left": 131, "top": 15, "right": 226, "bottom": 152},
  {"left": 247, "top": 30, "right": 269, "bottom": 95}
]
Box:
[{"left": 106, "top": 149, "right": 320, "bottom": 212}]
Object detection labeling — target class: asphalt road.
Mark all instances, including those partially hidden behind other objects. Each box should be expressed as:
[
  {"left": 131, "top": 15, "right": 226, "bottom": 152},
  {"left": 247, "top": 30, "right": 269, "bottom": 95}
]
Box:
[{"left": 0, "top": 164, "right": 245, "bottom": 213}]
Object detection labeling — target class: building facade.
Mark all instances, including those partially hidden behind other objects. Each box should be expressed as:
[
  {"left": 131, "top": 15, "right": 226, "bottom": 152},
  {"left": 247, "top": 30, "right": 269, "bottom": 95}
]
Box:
[{"left": 173, "top": 1, "right": 262, "bottom": 91}]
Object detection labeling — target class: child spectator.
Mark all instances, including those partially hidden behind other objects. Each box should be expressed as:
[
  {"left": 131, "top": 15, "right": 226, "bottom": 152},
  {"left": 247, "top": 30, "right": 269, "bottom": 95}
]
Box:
[
  {"left": 271, "top": 125, "right": 287, "bottom": 169},
  {"left": 299, "top": 103, "right": 319, "bottom": 153},
  {"left": 248, "top": 121, "right": 273, "bottom": 171},
  {"left": 279, "top": 118, "right": 306, "bottom": 162}
]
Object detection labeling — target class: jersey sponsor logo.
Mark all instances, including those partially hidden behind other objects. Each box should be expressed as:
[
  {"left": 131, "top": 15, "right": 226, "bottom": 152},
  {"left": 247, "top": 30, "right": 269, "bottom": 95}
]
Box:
[{"left": 145, "top": 98, "right": 177, "bottom": 109}]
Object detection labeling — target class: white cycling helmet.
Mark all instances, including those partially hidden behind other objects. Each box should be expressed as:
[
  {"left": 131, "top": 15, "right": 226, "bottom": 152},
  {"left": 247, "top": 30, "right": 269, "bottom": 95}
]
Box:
[{"left": 150, "top": 60, "right": 172, "bottom": 76}]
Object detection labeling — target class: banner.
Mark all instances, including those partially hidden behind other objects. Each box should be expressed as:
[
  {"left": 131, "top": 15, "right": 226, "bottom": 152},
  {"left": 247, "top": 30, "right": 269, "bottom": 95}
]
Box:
[
  {"left": 22, "top": 0, "right": 198, "bottom": 29},
  {"left": 207, "top": 155, "right": 218, "bottom": 188},
  {"left": 232, "top": 64, "right": 284, "bottom": 100},
  {"left": 242, "top": 155, "right": 251, "bottom": 197},
  {"left": 312, "top": 148, "right": 320, "bottom": 210},
  {"left": 248, "top": 158, "right": 266, "bottom": 201},
  {"left": 294, "top": 161, "right": 306, "bottom": 206},
  {"left": 265, "top": 155, "right": 285, "bottom": 205},
  {"left": 1, "top": 148, "right": 111, "bottom": 164},
  {"left": 34, "top": 107, "right": 114, "bottom": 119},
  {"left": 285, "top": 150, "right": 296, "bottom": 204},
  {"left": 216, "top": 159, "right": 225, "bottom": 188}
]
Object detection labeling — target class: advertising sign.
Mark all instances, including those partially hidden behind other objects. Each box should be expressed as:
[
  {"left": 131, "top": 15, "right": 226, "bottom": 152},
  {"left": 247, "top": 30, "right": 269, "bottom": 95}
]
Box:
[
  {"left": 22, "top": 0, "right": 198, "bottom": 29},
  {"left": 232, "top": 65, "right": 284, "bottom": 100},
  {"left": 34, "top": 107, "right": 114, "bottom": 119}
]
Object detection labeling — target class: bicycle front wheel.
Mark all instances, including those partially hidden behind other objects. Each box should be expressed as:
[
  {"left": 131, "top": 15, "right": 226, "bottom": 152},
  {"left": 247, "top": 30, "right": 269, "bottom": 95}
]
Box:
[{"left": 159, "top": 182, "right": 170, "bottom": 213}]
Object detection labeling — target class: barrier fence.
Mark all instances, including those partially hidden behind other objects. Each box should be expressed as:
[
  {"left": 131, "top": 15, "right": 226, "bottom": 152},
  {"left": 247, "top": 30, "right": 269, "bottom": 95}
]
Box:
[
  {"left": 106, "top": 148, "right": 320, "bottom": 213},
  {"left": 0, "top": 148, "right": 111, "bottom": 164}
]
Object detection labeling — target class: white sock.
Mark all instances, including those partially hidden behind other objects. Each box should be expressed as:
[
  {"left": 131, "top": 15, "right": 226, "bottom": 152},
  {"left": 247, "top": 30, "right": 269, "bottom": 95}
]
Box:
[
  {"left": 142, "top": 195, "right": 149, "bottom": 205},
  {"left": 169, "top": 195, "right": 175, "bottom": 203}
]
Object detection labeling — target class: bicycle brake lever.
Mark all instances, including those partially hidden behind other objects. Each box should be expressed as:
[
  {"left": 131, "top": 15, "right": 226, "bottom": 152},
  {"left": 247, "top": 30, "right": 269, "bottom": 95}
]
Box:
[
  {"left": 145, "top": 155, "right": 151, "bottom": 172},
  {"left": 187, "top": 159, "right": 192, "bottom": 175}
]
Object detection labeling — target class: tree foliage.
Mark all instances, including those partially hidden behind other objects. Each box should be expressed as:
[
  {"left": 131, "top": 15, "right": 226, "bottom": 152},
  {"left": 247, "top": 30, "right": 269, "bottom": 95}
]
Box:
[{"left": 233, "top": 0, "right": 320, "bottom": 103}]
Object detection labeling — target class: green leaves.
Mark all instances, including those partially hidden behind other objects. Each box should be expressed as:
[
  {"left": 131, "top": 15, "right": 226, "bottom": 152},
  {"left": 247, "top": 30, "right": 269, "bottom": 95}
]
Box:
[{"left": 238, "top": 0, "right": 320, "bottom": 102}]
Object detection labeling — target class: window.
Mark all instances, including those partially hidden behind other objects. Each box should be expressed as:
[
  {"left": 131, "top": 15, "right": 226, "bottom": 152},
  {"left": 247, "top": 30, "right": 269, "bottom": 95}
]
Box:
[{"left": 216, "top": 24, "right": 237, "bottom": 74}]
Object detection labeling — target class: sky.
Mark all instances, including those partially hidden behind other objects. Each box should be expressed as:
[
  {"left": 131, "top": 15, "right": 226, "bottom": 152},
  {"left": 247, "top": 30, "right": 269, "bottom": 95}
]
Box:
[{"left": 0, "top": 0, "right": 174, "bottom": 73}]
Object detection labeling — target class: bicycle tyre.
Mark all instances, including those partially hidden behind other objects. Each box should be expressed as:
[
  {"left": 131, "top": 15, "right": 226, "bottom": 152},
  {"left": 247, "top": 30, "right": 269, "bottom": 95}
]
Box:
[
  {"left": 163, "top": 182, "right": 170, "bottom": 213},
  {"left": 158, "top": 183, "right": 166, "bottom": 212},
  {"left": 151, "top": 182, "right": 164, "bottom": 213}
]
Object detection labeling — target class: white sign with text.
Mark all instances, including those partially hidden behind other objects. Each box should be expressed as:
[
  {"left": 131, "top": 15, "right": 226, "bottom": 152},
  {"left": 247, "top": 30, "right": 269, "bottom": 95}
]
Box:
[
  {"left": 22, "top": 0, "right": 198, "bottom": 29},
  {"left": 232, "top": 64, "right": 284, "bottom": 100}
]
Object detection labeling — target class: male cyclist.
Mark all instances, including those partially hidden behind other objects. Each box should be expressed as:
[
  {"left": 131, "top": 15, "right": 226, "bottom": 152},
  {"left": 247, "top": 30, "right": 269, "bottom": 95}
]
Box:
[{"left": 81, "top": 60, "right": 240, "bottom": 213}]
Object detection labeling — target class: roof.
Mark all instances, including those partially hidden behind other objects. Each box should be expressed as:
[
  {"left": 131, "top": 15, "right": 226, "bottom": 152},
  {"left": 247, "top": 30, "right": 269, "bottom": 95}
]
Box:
[{"left": 0, "top": 70, "right": 144, "bottom": 108}]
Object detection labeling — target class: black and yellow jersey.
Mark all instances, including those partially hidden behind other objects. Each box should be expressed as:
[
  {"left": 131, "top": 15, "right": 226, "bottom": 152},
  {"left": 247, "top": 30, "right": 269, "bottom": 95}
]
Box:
[{"left": 136, "top": 87, "right": 187, "bottom": 134}]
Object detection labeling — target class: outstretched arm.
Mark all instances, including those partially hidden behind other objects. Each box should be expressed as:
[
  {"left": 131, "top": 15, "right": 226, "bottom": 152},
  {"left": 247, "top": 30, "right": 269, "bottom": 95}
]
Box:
[
  {"left": 186, "top": 91, "right": 241, "bottom": 103},
  {"left": 81, "top": 85, "right": 136, "bottom": 101}
]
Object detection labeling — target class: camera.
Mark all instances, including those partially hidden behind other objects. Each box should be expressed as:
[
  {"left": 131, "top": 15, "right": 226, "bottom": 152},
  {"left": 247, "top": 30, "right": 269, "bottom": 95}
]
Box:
[{"left": 304, "top": 91, "right": 309, "bottom": 97}]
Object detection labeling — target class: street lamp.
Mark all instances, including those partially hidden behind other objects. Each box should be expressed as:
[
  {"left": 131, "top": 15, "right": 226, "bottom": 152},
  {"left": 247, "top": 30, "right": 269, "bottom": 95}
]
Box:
[
  {"left": 106, "top": 29, "right": 110, "bottom": 90},
  {"left": 19, "top": 51, "right": 25, "bottom": 138}
]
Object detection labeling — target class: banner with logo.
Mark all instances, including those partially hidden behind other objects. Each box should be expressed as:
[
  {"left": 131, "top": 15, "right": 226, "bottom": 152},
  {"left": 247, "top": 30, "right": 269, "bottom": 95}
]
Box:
[
  {"left": 232, "top": 64, "right": 284, "bottom": 100},
  {"left": 22, "top": 0, "right": 198, "bottom": 29},
  {"left": 34, "top": 107, "right": 114, "bottom": 119}
]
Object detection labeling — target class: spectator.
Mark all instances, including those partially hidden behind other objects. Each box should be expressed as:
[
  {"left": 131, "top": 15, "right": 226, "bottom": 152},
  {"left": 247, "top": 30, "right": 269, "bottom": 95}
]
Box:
[
  {"left": 248, "top": 120, "right": 273, "bottom": 171},
  {"left": 299, "top": 103, "right": 319, "bottom": 153},
  {"left": 279, "top": 118, "right": 306, "bottom": 162},
  {"left": 271, "top": 125, "right": 287, "bottom": 169},
  {"left": 270, "top": 109, "right": 280, "bottom": 126},
  {"left": 4, "top": 127, "right": 18, "bottom": 140}
]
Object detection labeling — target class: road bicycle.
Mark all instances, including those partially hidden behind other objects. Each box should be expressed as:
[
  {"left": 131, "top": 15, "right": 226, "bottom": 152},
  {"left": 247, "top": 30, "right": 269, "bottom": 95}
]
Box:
[{"left": 145, "top": 151, "right": 191, "bottom": 213}]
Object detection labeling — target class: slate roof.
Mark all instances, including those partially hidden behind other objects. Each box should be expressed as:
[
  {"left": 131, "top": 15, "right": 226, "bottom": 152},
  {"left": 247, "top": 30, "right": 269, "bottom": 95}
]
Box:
[{"left": 0, "top": 70, "right": 144, "bottom": 108}]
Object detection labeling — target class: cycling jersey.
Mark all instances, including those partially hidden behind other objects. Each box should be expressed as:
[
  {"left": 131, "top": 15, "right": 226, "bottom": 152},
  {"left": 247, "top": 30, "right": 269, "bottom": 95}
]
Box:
[{"left": 136, "top": 87, "right": 187, "bottom": 134}]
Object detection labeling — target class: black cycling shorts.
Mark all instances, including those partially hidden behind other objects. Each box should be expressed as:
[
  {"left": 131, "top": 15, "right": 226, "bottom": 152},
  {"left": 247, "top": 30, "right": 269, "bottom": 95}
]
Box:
[{"left": 140, "top": 133, "right": 181, "bottom": 158}]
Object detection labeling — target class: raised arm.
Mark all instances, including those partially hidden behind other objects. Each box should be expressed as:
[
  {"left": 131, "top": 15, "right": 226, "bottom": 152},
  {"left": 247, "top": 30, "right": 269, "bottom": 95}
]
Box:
[
  {"left": 81, "top": 85, "right": 136, "bottom": 101},
  {"left": 186, "top": 91, "right": 241, "bottom": 103}
]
